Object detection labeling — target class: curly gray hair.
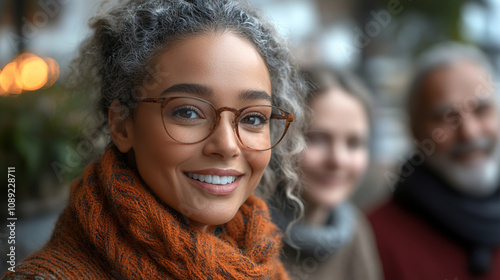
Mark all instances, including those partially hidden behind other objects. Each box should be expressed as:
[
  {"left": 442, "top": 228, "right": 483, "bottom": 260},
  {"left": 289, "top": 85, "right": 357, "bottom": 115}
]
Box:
[{"left": 70, "top": 0, "right": 306, "bottom": 202}]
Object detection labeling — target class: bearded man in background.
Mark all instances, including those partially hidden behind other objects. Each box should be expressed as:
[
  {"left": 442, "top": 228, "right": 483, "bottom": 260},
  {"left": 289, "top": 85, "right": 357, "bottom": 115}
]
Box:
[{"left": 369, "top": 42, "right": 500, "bottom": 280}]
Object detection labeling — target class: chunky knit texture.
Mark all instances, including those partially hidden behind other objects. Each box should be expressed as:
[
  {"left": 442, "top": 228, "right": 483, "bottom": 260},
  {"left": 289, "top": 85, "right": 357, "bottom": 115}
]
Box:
[{"left": 3, "top": 147, "right": 288, "bottom": 279}]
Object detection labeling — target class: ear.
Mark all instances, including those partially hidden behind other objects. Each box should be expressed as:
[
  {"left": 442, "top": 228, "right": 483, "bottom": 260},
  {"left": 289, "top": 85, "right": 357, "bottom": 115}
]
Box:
[{"left": 108, "top": 100, "right": 134, "bottom": 153}]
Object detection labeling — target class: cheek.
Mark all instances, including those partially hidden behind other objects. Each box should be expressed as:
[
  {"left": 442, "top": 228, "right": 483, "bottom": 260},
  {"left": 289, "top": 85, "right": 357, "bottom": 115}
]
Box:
[
  {"left": 135, "top": 128, "right": 167, "bottom": 152},
  {"left": 130, "top": 111, "right": 193, "bottom": 199},
  {"left": 135, "top": 145, "right": 190, "bottom": 199},
  {"left": 348, "top": 150, "right": 369, "bottom": 180},
  {"left": 246, "top": 150, "right": 271, "bottom": 180},
  {"left": 485, "top": 115, "right": 500, "bottom": 140},
  {"left": 131, "top": 108, "right": 167, "bottom": 148},
  {"left": 423, "top": 123, "right": 455, "bottom": 155},
  {"left": 132, "top": 116, "right": 180, "bottom": 168},
  {"left": 300, "top": 147, "right": 324, "bottom": 171}
]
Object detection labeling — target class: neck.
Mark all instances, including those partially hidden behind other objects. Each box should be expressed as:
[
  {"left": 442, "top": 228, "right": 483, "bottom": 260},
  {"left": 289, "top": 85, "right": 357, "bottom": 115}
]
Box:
[
  {"left": 186, "top": 217, "right": 208, "bottom": 232},
  {"left": 304, "top": 203, "right": 331, "bottom": 226}
]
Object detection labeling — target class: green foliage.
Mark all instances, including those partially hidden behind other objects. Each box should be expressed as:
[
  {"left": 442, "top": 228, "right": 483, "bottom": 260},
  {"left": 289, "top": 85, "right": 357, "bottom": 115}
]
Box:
[
  {"left": 402, "top": 0, "right": 468, "bottom": 41},
  {"left": 0, "top": 85, "right": 88, "bottom": 198},
  {"left": 385, "top": 0, "right": 469, "bottom": 42}
]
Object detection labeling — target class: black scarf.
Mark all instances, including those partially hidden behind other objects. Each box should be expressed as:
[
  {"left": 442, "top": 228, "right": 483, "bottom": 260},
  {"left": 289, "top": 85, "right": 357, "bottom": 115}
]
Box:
[{"left": 394, "top": 161, "right": 500, "bottom": 275}]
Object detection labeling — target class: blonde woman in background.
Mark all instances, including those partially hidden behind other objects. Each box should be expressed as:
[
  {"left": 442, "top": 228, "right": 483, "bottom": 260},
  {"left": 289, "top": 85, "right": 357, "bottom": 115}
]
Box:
[{"left": 270, "top": 66, "right": 382, "bottom": 280}]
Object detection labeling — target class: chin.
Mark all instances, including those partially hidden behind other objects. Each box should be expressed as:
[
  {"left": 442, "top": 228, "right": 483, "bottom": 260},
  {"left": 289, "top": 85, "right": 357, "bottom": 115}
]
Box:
[
  {"left": 308, "top": 186, "right": 353, "bottom": 208},
  {"left": 321, "top": 197, "right": 345, "bottom": 208},
  {"left": 188, "top": 206, "right": 240, "bottom": 227}
]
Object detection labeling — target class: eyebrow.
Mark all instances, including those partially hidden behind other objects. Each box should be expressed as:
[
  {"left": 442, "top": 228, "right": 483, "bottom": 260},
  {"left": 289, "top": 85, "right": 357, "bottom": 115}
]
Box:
[
  {"left": 160, "top": 83, "right": 213, "bottom": 97},
  {"left": 160, "top": 83, "right": 272, "bottom": 102},
  {"left": 431, "top": 102, "right": 454, "bottom": 116},
  {"left": 432, "top": 97, "right": 492, "bottom": 116},
  {"left": 240, "top": 89, "right": 272, "bottom": 102}
]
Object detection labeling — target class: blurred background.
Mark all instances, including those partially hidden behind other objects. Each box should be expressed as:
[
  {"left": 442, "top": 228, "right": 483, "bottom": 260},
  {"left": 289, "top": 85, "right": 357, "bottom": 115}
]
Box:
[{"left": 1, "top": 0, "right": 500, "bottom": 274}]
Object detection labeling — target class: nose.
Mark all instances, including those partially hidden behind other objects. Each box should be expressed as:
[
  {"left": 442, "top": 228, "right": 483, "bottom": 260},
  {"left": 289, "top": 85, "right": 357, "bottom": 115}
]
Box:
[
  {"left": 202, "top": 112, "right": 241, "bottom": 159},
  {"left": 457, "top": 115, "right": 482, "bottom": 142},
  {"left": 325, "top": 141, "right": 348, "bottom": 169}
]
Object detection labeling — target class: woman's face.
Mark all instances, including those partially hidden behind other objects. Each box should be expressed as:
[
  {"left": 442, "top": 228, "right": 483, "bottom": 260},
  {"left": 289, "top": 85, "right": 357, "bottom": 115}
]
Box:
[
  {"left": 300, "top": 89, "right": 369, "bottom": 209},
  {"left": 118, "top": 32, "right": 272, "bottom": 229}
]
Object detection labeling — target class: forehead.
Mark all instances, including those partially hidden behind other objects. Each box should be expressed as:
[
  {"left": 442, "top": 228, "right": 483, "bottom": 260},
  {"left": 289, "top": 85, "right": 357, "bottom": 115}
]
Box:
[
  {"left": 150, "top": 32, "right": 271, "bottom": 96},
  {"left": 419, "top": 60, "right": 494, "bottom": 107},
  {"left": 309, "top": 89, "right": 368, "bottom": 130}
]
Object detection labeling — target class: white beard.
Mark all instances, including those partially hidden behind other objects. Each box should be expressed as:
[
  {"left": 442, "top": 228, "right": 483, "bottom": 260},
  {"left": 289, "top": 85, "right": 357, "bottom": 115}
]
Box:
[{"left": 427, "top": 144, "right": 500, "bottom": 197}]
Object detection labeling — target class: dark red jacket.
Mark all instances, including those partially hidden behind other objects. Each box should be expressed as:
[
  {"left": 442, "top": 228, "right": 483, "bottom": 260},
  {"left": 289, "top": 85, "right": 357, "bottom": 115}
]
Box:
[{"left": 369, "top": 199, "right": 500, "bottom": 280}]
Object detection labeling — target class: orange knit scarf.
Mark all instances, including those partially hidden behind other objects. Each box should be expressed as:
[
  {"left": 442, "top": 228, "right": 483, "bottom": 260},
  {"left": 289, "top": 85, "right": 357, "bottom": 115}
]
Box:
[{"left": 4, "top": 147, "right": 288, "bottom": 279}]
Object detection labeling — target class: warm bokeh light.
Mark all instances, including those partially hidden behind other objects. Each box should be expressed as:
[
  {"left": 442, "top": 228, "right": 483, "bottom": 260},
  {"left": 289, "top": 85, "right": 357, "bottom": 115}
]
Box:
[
  {"left": 0, "top": 53, "right": 59, "bottom": 96},
  {"left": 19, "top": 56, "right": 49, "bottom": 91},
  {"left": 0, "top": 62, "right": 22, "bottom": 95}
]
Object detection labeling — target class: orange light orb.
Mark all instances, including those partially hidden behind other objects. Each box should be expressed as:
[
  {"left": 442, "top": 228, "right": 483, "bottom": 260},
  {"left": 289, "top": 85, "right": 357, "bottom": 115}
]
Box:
[
  {"left": 18, "top": 56, "right": 49, "bottom": 91},
  {"left": 0, "top": 62, "right": 22, "bottom": 94}
]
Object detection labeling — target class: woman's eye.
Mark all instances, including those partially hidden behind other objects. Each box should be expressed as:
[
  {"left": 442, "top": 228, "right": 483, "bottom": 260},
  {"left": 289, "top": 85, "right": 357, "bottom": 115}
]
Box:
[
  {"left": 240, "top": 114, "right": 268, "bottom": 126},
  {"left": 305, "top": 132, "right": 329, "bottom": 146},
  {"left": 347, "top": 136, "right": 367, "bottom": 150},
  {"left": 170, "top": 106, "right": 204, "bottom": 120}
]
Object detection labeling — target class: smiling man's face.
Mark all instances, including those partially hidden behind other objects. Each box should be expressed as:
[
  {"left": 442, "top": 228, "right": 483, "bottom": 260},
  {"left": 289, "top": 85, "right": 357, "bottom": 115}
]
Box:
[{"left": 412, "top": 60, "right": 500, "bottom": 196}]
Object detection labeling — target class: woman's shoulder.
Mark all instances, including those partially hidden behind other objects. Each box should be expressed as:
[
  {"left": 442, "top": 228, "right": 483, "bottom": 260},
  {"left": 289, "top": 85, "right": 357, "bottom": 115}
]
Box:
[
  {"left": 352, "top": 205, "right": 376, "bottom": 238},
  {"left": 322, "top": 205, "right": 382, "bottom": 280}
]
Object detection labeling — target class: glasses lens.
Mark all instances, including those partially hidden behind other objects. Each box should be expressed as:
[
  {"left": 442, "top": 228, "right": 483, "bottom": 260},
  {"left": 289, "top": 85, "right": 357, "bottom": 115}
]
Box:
[
  {"left": 162, "top": 97, "right": 216, "bottom": 143},
  {"left": 237, "top": 106, "right": 288, "bottom": 150}
]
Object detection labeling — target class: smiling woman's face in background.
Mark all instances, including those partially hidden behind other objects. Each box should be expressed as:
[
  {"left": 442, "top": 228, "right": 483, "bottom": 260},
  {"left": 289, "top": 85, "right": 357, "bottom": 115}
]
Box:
[
  {"left": 111, "top": 32, "right": 273, "bottom": 230},
  {"left": 300, "top": 88, "right": 370, "bottom": 209}
]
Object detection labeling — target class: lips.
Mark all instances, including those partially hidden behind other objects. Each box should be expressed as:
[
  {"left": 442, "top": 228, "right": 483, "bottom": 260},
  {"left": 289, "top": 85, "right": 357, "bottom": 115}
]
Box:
[{"left": 307, "top": 171, "right": 347, "bottom": 187}]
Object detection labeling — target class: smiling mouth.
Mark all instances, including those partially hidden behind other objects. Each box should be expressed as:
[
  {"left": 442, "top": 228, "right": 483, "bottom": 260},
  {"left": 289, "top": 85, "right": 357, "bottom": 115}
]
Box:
[{"left": 186, "top": 172, "right": 237, "bottom": 185}]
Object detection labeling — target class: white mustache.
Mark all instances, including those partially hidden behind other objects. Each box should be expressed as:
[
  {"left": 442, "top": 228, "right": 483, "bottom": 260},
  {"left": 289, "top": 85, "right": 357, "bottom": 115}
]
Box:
[{"left": 449, "top": 137, "right": 495, "bottom": 157}]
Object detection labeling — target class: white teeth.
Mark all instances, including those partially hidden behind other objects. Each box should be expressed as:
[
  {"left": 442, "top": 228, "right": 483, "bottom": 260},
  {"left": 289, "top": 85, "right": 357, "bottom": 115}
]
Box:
[
  {"left": 187, "top": 173, "right": 237, "bottom": 185},
  {"left": 212, "top": 176, "right": 220, "bottom": 184},
  {"left": 220, "top": 176, "right": 228, "bottom": 184}
]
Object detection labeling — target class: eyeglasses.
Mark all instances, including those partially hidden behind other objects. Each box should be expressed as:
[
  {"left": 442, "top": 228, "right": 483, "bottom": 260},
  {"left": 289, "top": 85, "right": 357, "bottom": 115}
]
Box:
[{"left": 138, "top": 96, "right": 294, "bottom": 151}]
